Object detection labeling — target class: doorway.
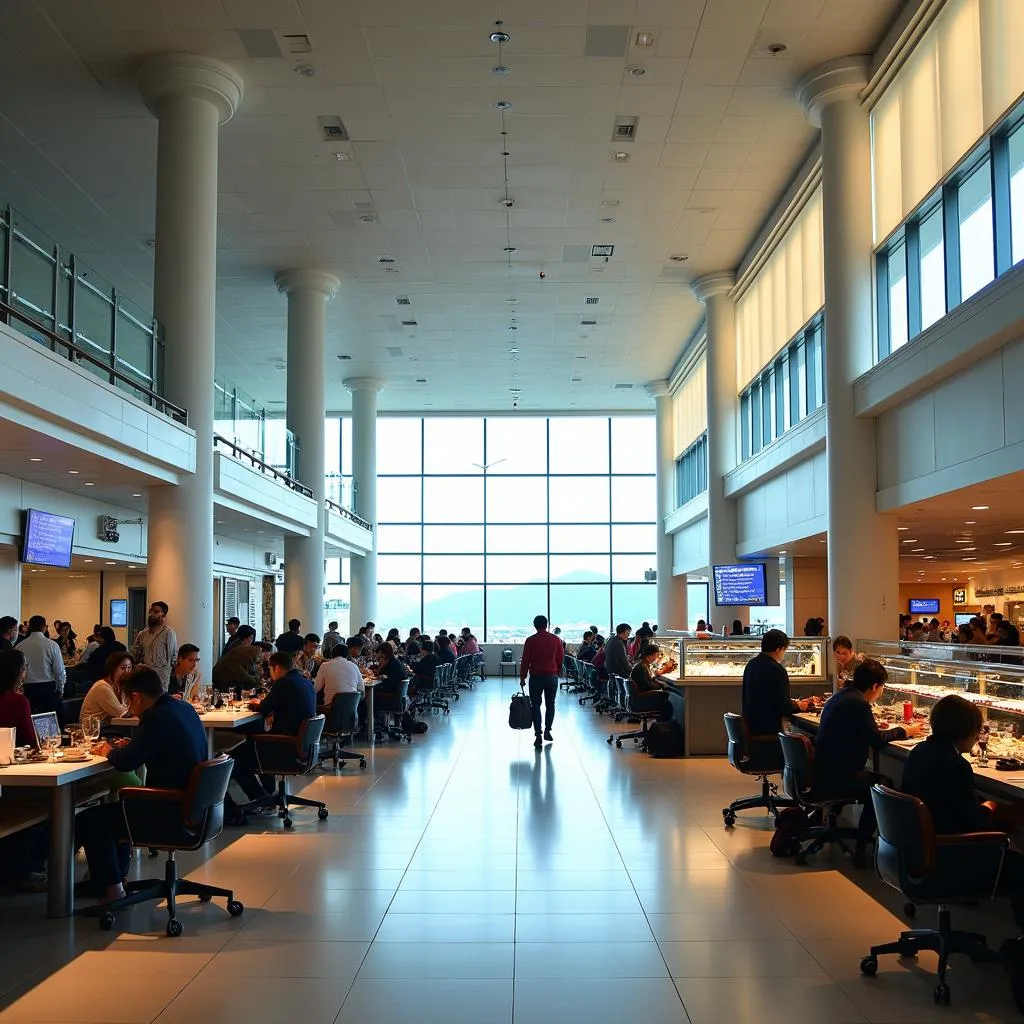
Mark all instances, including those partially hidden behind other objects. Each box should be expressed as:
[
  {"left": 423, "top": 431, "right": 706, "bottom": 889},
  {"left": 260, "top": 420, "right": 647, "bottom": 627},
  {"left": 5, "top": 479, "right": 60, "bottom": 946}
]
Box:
[{"left": 127, "top": 587, "right": 147, "bottom": 643}]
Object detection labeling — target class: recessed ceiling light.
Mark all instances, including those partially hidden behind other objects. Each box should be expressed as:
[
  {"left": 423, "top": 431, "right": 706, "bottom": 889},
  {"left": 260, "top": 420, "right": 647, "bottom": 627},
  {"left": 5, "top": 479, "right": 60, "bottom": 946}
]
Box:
[
  {"left": 494, "top": 100, "right": 512, "bottom": 110},
  {"left": 766, "top": 42, "right": 788, "bottom": 54},
  {"left": 503, "top": 246, "right": 517, "bottom": 253},
  {"left": 669, "top": 254, "right": 689, "bottom": 262},
  {"left": 600, "top": 216, "right": 616, "bottom": 223},
  {"left": 964, "top": 521, "right": 976, "bottom": 525},
  {"left": 779, "top": 550, "right": 787, "bottom": 554},
  {"left": 331, "top": 151, "right": 351, "bottom": 162},
  {"left": 1006, "top": 530, "right": 1024, "bottom": 534},
  {"left": 626, "top": 64, "right": 649, "bottom": 78},
  {"left": 131, "top": 492, "right": 142, "bottom": 497},
  {"left": 923, "top": 555, "right": 935, "bottom": 559},
  {"left": 901, "top": 539, "right": 918, "bottom": 543},
  {"left": 82, "top": 559, "right": 92, "bottom": 563},
  {"left": 611, "top": 151, "right": 630, "bottom": 162},
  {"left": 972, "top": 505, "right": 990, "bottom": 510},
  {"left": 897, "top": 526, "right": 909, "bottom": 530},
  {"left": 911, "top": 548, "right": 925, "bottom": 552},
  {"left": 635, "top": 31, "right": 655, "bottom": 47},
  {"left": 127, "top": 564, "right": 136, "bottom": 568},
  {"left": 84, "top": 482, "right": 95, "bottom": 487},
  {"left": 68, "top": 470, "right": 79, "bottom": 474},
  {"left": 492, "top": 64, "right": 510, "bottom": 75},
  {"left": 28, "top": 457, "right": 42, "bottom": 462},
  {"left": 959, "top": 546, "right": 976, "bottom": 551},
  {"left": 490, "top": 30, "right": 510, "bottom": 43},
  {"left": 963, "top": 557, "right": 976, "bottom": 561},
  {"left": 105, "top": 561, "right": 115, "bottom": 565},
  {"left": 994, "top": 542, "right": 1013, "bottom": 546},
  {"left": 294, "top": 64, "right": 317, "bottom": 78},
  {"left": 955, "top": 539, "right": 974, "bottom": 544},
  {"left": 216, "top": 520, "right": 224, "bottom": 524}
]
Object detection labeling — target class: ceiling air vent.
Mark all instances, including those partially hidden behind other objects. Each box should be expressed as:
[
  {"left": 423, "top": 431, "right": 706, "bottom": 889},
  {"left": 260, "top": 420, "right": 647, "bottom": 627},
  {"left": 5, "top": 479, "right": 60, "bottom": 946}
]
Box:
[
  {"left": 591, "top": 244, "right": 614, "bottom": 258},
  {"left": 377, "top": 255, "right": 397, "bottom": 264},
  {"left": 238, "top": 30, "right": 282, "bottom": 58},
  {"left": 352, "top": 200, "right": 379, "bottom": 224},
  {"left": 584, "top": 25, "right": 630, "bottom": 58},
  {"left": 585, "top": 296, "right": 599, "bottom": 305},
  {"left": 317, "top": 115, "right": 349, "bottom": 141},
  {"left": 395, "top": 296, "right": 411, "bottom": 305},
  {"left": 281, "top": 33, "right": 312, "bottom": 54},
  {"left": 580, "top": 318, "right": 598, "bottom": 326},
  {"left": 400, "top": 320, "right": 418, "bottom": 327},
  {"left": 612, "top": 116, "right": 639, "bottom": 141},
  {"left": 614, "top": 383, "right": 634, "bottom": 390}
]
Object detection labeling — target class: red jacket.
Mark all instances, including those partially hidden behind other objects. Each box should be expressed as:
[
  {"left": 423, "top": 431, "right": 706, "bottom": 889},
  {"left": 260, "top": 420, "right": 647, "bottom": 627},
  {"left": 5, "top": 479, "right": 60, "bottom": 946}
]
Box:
[{"left": 521, "top": 630, "right": 565, "bottom": 681}]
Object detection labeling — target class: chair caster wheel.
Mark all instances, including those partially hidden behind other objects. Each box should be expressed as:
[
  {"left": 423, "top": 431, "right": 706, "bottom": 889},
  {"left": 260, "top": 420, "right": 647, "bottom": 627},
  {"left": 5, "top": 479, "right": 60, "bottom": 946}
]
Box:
[
  {"left": 859, "top": 956, "right": 878, "bottom": 977},
  {"left": 198, "top": 894, "right": 213, "bottom": 903},
  {"left": 615, "top": 740, "right": 622, "bottom": 748},
  {"left": 903, "top": 902, "right": 916, "bottom": 919},
  {"left": 933, "top": 982, "right": 950, "bottom": 1005},
  {"left": 227, "top": 900, "right": 244, "bottom": 917},
  {"left": 166, "top": 919, "right": 183, "bottom": 937},
  {"left": 99, "top": 911, "right": 115, "bottom": 931},
  {"left": 283, "top": 817, "right": 294, "bottom": 829},
  {"left": 360, "top": 760, "right": 367, "bottom": 769},
  {"left": 723, "top": 811, "right": 737, "bottom": 828},
  {"left": 338, "top": 761, "right": 347, "bottom": 770},
  {"left": 318, "top": 807, "right": 329, "bottom": 821}
]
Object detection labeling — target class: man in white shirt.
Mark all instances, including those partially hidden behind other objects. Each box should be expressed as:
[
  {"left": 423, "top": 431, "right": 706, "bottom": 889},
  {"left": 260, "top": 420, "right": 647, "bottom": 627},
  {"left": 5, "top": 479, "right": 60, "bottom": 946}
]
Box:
[
  {"left": 314, "top": 647, "right": 364, "bottom": 709},
  {"left": 19, "top": 614, "right": 66, "bottom": 715},
  {"left": 132, "top": 601, "right": 178, "bottom": 687}
]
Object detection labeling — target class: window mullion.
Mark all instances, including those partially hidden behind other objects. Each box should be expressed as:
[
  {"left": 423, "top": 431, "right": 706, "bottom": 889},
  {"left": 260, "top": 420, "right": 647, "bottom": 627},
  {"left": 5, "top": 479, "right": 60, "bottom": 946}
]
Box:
[
  {"left": 943, "top": 181, "right": 962, "bottom": 309},
  {"left": 992, "top": 132, "right": 1013, "bottom": 276},
  {"left": 905, "top": 219, "right": 922, "bottom": 339},
  {"left": 875, "top": 248, "right": 891, "bottom": 360}
]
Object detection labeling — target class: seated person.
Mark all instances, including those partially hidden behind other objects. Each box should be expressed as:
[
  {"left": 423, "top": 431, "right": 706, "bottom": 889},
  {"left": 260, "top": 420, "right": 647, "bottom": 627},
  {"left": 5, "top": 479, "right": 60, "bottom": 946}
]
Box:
[
  {"left": 629, "top": 643, "right": 672, "bottom": 720},
  {"left": 374, "top": 643, "right": 409, "bottom": 696},
  {"left": 78, "top": 625, "right": 104, "bottom": 663},
  {"left": 435, "top": 635, "right": 456, "bottom": 665},
  {"left": 832, "top": 635, "right": 862, "bottom": 687},
  {"left": 314, "top": 645, "right": 364, "bottom": 709},
  {"left": 0, "top": 648, "right": 35, "bottom": 746},
  {"left": 460, "top": 632, "right": 481, "bottom": 656},
  {"left": 298, "top": 633, "right": 321, "bottom": 677},
  {"left": 404, "top": 629, "right": 422, "bottom": 660},
  {"left": 411, "top": 639, "right": 441, "bottom": 686},
  {"left": 813, "top": 659, "right": 923, "bottom": 860},
  {"left": 576, "top": 631, "right": 597, "bottom": 663},
  {"left": 81, "top": 651, "right": 134, "bottom": 726},
  {"left": 902, "top": 694, "right": 1024, "bottom": 951},
  {"left": 230, "top": 652, "right": 316, "bottom": 808},
  {"left": 167, "top": 643, "right": 201, "bottom": 698},
  {"left": 592, "top": 641, "right": 608, "bottom": 679},
  {"left": 80, "top": 667, "right": 208, "bottom": 903},
  {"left": 211, "top": 626, "right": 262, "bottom": 700},
  {"left": 741, "top": 629, "right": 820, "bottom": 768},
  {"left": 85, "top": 627, "right": 127, "bottom": 682}
]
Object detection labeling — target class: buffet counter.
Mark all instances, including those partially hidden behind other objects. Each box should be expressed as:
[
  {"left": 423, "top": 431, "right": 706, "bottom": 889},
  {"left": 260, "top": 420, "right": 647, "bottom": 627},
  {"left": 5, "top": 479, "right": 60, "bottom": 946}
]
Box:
[{"left": 652, "top": 636, "right": 828, "bottom": 756}]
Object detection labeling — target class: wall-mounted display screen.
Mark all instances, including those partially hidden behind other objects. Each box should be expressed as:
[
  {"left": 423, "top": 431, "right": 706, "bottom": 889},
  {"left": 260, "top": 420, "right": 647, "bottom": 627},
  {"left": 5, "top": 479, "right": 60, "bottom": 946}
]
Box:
[
  {"left": 109, "top": 599, "right": 127, "bottom": 627},
  {"left": 909, "top": 598, "right": 940, "bottom": 615},
  {"left": 713, "top": 563, "right": 767, "bottom": 606},
  {"left": 954, "top": 613, "right": 974, "bottom": 627},
  {"left": 21, "top": 509, "right": 75, "bottom": 568}
]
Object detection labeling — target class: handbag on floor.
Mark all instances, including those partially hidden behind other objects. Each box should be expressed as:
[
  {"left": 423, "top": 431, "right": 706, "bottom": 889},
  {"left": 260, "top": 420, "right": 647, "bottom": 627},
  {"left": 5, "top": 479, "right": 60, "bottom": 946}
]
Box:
[
  {"left": 645, "top": 721, "right": 684, "bottom": 758},
  {"left": 508, "top": 684, "right": 533, "bottom": 730}
]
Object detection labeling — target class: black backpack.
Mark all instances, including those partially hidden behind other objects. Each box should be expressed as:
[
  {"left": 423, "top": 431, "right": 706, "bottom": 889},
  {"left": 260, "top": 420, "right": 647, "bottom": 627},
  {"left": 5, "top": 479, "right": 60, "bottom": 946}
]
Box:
[
  {"left": 646, "top": 721, "right": 684, "bottom": 758},
  {"left": 402, "top": 712, "right": 428, "bottom": 734}
]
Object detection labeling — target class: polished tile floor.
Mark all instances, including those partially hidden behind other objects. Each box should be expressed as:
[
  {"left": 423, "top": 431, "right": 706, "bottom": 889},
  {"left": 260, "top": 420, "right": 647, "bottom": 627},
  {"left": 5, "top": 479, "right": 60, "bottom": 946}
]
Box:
[{"left": 0, "top": 680, "right": 1020, "bottom": 1023}]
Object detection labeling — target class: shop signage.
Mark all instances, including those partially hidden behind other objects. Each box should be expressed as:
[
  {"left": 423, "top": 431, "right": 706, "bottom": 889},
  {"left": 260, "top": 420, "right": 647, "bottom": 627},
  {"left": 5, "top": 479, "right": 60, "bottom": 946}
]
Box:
[
  {"left": 953, "top": 588, "right": 966, "bottom": 604},
  {"left": 975, "top": 584, "right": 1024, "bottom": 598}
]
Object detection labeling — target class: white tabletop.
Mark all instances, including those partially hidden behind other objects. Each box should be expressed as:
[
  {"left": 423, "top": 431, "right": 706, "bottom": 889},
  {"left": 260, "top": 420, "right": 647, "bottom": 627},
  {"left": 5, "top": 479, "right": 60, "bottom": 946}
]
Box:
[
  {"left": 119, "top": 707, "right": 262, "bottom": 729},
  {"left": 0, "top": 755, "right": 113, "bottom": 788}
]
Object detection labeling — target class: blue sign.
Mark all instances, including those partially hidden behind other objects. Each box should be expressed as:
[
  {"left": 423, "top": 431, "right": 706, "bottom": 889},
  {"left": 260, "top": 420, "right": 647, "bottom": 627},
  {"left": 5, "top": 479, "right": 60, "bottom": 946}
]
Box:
[
  {"left": 21, "top": 509, "right": 75, "bottom": 568},
  {"left": 713, "top": 563, "right": 767, "bottom": 606}
]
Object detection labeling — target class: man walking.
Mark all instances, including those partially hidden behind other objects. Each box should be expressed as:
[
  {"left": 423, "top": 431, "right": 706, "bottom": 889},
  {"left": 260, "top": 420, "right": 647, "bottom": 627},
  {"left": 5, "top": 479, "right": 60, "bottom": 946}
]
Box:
[
  {"left": 132, "top": 601, "right": 178, "bottom": 688},
  {"left": 520, "top": 614, "right": 565, "bottom": 750}
]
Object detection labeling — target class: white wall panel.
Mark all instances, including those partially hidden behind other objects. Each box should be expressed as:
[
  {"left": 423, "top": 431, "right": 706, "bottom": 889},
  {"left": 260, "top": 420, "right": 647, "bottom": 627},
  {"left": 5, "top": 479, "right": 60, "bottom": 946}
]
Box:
[{"left": 672, "top": 515, "right": 708, "bottom": 577}]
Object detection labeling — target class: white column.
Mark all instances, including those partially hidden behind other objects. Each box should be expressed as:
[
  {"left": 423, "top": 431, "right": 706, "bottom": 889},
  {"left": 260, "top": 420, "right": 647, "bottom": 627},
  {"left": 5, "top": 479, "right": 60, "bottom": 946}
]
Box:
[
  {"left": 646, "top": 380, "right": 686, "bottom": 630},
  {"left": 692, "top": 272, "right": 743, "bottom": 627},
  {"left": 139, "top": 54, "right": 243, "bottom": 655},
  {"left": 799, "top": 58, "right": 899, "bottom": 643},
  {"left": 346, "top": 377, "right": 383, "bottom": 629},
  {"left": 276, "top": 269, "right": 340, "bottom": 636}
]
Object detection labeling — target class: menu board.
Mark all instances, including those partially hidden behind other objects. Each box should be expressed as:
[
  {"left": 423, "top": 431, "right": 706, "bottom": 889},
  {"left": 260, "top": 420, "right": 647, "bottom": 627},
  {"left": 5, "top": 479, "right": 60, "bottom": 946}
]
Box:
[
  {"left": 713, "top": 563, "right": 767, "bottom": 606},
  {"left": 21, "top": 509, "right": 75, "bottom": 568}
]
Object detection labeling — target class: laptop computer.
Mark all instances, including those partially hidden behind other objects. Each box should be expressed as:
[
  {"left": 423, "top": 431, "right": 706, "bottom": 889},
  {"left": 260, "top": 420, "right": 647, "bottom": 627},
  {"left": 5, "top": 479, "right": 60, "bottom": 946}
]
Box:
[{"left": 30, "top": 712, "right": 60, "bottom": 750}]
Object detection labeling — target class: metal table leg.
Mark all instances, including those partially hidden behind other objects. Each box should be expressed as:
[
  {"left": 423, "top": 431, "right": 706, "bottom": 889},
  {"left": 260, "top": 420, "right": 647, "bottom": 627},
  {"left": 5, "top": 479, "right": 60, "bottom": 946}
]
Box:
[
  {"left": 48, "top": 786, "right": 74, "bottom": 918},
  {"left": 366, "top": 686, "right": 375, "bottom": 748}
]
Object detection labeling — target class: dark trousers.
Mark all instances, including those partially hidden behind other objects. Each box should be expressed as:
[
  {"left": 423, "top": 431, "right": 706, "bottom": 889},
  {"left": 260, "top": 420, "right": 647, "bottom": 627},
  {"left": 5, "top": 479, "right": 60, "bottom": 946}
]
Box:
[
  {"left": 528, "top": 673, "right": 558, "bottom": 733},
  {"left": 229, "top": 722, "right": 275, "bottom": 803},
  {"left": 77, "top": 802, "right": 131, "bottom": 892},
  {"left": 819, "top": 769, "right": 889, "bottom": 850},
  {"left": 632, "top": 691, "right": 672, "bottom": 721},
  {"left": 24, "top": 681, "right": 62, "bottom": 724}
]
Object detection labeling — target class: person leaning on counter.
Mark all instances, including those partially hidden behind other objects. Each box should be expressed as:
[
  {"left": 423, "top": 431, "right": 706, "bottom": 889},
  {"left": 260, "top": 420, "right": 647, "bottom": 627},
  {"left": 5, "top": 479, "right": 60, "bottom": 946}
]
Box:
[
  {"left": 813, "top": 659, "right": 923, "bottom": 864},
  {"left": 741, "top": 629, "right": 821, "bottom": 769}
]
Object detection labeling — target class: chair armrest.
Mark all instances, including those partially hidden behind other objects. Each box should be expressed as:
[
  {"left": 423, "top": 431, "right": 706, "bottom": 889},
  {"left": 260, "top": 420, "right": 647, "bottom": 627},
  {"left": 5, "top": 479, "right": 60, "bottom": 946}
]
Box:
[
  {"left": 251, "top": 734, "right": 298, "bottom": 748},
  {"left": 749, "top": 734, "right": 781, "bottom": 743},
  {"left": 120, "top": 787, "right": 185, "bottom": 804},
  {"left": 935, "top": 832, "right": 1009, "bottom": 847}
]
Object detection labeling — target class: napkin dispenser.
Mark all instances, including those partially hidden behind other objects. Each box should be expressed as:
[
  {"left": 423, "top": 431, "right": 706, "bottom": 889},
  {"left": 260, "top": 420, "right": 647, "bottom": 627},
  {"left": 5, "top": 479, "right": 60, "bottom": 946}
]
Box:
[{"left": 0, "top": 727, "right": 16, "bottom": 765}]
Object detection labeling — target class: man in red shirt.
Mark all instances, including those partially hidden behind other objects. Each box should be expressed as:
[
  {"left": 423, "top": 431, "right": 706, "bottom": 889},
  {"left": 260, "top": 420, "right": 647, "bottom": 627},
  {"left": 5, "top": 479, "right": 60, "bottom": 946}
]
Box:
[{"left": 520, "top": 614, "right": 565, "bottom": 749}]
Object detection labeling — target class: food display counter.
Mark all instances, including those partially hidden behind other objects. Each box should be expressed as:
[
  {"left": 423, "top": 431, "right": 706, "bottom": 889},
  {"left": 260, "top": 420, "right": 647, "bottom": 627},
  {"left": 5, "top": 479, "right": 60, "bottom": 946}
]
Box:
[
  {"left": 650, "top": 636, "right": 828, "bottom": 756},
  {"left": 794, "top": 639, "right": 1024, "bottom": 801}
]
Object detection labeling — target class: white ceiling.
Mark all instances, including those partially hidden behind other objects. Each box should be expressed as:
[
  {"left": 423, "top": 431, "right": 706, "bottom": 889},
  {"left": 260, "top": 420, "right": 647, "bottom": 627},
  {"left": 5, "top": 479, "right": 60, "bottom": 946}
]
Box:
[{"left": 0, "top": 0, "right": 905, "bottom": 414}]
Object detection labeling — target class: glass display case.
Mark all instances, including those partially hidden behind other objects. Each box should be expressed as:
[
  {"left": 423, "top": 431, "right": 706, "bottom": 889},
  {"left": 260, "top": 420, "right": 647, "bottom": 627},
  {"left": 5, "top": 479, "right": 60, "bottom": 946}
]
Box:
[
  {"left": 860, "top": 640, "right": 1024, "bottom": 749},
  {"left": 650, "top": 636, "right": 827, "bottom": 684}
]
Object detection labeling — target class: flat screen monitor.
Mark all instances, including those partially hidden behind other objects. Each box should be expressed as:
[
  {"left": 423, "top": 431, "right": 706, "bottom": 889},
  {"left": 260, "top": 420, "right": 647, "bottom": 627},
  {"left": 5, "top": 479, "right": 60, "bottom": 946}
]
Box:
[
  {"left": 109, "top": 599, "right": 127, "bottom": 628},
  {"left": 713, "top": 563, "right": 767, "bottom": 606},
  {"left": 909, "top": 598, "right": 940, "bottom": 615},
  {"left": 21, "top": 509, "right": 74, "bottom": 568},
  {"left": 30, "top": 712, "right": 60, "bottom": 751},
  {"left": 955, "top": 613, "right": 974, "bottom": 627}
]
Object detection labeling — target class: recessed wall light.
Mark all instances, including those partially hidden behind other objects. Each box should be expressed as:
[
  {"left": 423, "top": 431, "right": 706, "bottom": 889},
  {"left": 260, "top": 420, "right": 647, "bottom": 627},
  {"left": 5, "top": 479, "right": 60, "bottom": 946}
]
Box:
[{"left": 972, "top": 505, "right": 990, "bottom": 510}]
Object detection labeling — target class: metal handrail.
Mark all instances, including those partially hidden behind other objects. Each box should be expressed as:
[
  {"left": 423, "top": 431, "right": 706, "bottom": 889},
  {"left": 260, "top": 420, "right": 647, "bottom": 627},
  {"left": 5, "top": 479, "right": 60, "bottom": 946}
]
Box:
[
  {"left": 213, "top": 433, "right": 314, "bottom": 498},
  {"left": 0, "top": 298, "right": 187, "bottom": 424},
  {"left": 325, "top": 496, "right": 371, "bottom": 531}
]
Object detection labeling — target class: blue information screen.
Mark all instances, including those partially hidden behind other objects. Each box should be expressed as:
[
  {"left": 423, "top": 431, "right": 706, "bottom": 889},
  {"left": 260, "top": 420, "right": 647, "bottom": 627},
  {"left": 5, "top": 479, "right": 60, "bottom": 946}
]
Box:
[
  {"left": 21, "top": 509, "right": 75, "bottom": 568},
  {"left": 109, "top": 599, "right": 127, "bottom": 627},
  {"left": 713, "top": 563, "right": 767, "bottom": 606},
  {"left": 909, "top": 598, "right": 940, "bottom": 615}
]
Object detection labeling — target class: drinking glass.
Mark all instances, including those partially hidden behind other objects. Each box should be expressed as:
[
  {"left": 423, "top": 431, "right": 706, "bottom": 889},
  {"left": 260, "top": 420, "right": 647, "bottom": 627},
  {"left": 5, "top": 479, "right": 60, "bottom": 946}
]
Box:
[
  {"left": 45, "top": 733, "right": 62, "bottom": 762},
  {"left": 82, "top": 716, "right": 100, "bottom": 744},
  {"left": 68, "top": 724, "right": 84, "bottom": 750}
]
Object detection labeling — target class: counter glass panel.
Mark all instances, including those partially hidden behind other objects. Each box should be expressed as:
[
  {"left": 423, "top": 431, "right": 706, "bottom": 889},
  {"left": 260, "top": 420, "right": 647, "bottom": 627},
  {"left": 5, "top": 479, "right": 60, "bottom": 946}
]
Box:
[{"left": 650, "top": 636, "right": 826, "bottom": 683}]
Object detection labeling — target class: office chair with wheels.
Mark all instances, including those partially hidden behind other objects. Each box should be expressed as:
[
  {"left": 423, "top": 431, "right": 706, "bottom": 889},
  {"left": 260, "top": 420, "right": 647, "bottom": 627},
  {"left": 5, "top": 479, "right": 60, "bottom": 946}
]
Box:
[
  {"left": 244, "top": 715, "right": 328, "bottom": 828},
  {"left": 776, "top": 731, "right": 858, "bottom": 864},
  {"left": 860, "top": 784, "right": 1007, "bottom": 1007},
  {"left": 374, "top": 680, "right": 412, "bottom": 741},
  {"left": 319, "top": 692, "right": 366, "bottom": 770},
  {"left": 90, "top": 755, "right": 243, "bottom": 936},
  {"left": 608, "top": 676, "right": 661, "bottom": 750},
  {"left": 412, "top": 666, "right": 448, "bottom": 715},
  {"left": 721, "top": 713, "right": 794, "bottom": 827}
]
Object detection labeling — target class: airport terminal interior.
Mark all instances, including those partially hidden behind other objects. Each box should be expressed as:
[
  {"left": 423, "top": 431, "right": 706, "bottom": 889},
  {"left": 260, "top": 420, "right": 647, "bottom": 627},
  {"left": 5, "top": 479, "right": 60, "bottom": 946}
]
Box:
[{"left": 2, "top": 0, "right": 1024, "bottom": 1020}]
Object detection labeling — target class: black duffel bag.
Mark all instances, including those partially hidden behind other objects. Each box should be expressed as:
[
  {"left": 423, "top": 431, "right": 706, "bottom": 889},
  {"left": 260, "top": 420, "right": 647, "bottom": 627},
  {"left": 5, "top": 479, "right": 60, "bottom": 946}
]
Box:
[{"left": 509, "top": 684, "right": 533, "bottom": 730}]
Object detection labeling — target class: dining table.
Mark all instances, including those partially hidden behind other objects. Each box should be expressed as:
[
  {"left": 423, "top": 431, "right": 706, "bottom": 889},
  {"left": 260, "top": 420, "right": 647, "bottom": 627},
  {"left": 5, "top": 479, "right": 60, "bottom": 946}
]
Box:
[
  {"left": 0, "top": 755, "right": 113, "bottom": 918},
  {"left": 118, "top": 704, "right": 263, "bottom": 757}
]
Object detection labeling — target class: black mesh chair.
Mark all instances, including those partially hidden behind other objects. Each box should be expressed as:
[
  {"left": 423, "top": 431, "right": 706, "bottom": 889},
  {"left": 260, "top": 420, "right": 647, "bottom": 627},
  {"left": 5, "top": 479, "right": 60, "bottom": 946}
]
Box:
[
  {"left": 319, "top": 692, "right": 366, "bottom": 770},
  {"left": 374, "top": 680, "right": 412, "bottom": 742},
  {"left": 776, "top": 731, "right": 858, "bottom": 865},
  {"left": 860, "top": 785, "right": 1007, "bottom": 1007},
  {"left": 244, "top": 716, "right": 328, "bottom": 828},
  {"left": 91, "top": 755, "right": 243, "bottom": 936},
  {"left": 412, "top": 666, "right": 449, "bottom": 715},
  {"left": 721, "top": 713, "right": 794, "bottom": 827},
  {"left": 608, "top": 676, "right": 661, "bottom": 750}
]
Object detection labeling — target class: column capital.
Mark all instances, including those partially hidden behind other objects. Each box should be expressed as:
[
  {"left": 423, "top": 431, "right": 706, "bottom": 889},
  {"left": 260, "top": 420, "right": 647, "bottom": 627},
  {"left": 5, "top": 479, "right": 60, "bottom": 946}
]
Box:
[
  {"left": 138, "top": 53, "right": 244, "bottom": 124},
  {"left": 645, "top": 379, "right": 671, "bottom": 400},
  {"left": 275, "top": 269, "right": 341, "bottom": 299},
  {"left": 797, "top": 56, "right": 869, "bottom": 128},
  {"left": 691, "top": 272, "right": 736, "bottom": 304},
  {"left": 344, "top": 377, "right": 385, "bottom": 394}
]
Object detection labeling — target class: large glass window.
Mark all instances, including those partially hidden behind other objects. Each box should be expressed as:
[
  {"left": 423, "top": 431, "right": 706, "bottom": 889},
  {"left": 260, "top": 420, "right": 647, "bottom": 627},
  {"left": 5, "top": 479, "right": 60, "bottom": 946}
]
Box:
[
  {"left": 1012, "top": 125, "right": 1024, "bottom": 265},
  {"left": 958, "top": 160, "right": 995, "bottom": 301},
  {"left": 919, "top": 205, "right": 946, "bottom": 330},
  {"left": 363, "top": 416, "right": 656, "bottom": 641},
  {"left": 886, "top": 242, "right": 909, "bottom": 353}
]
